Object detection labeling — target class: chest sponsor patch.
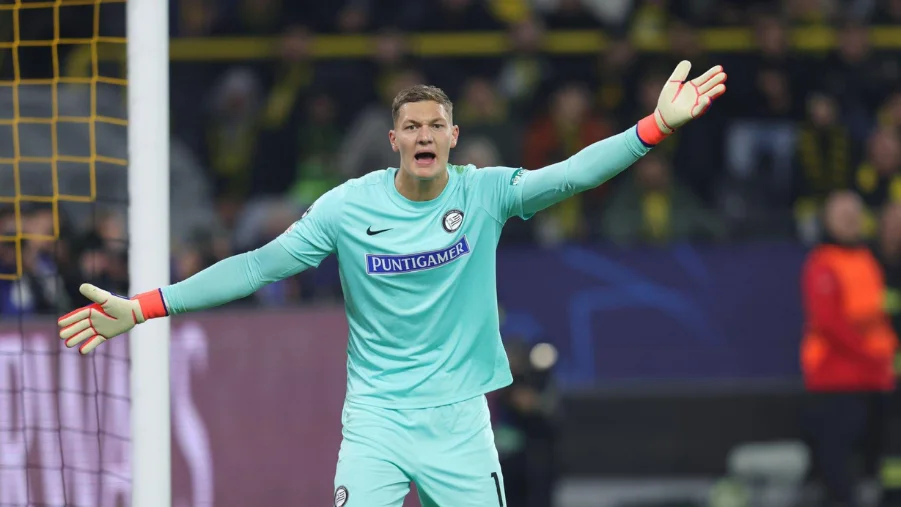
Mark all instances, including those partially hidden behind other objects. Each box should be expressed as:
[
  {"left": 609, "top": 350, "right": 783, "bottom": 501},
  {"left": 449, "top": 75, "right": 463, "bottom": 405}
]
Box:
[{"left": 366, "top": 236, "right": 471, "bottom": 275}]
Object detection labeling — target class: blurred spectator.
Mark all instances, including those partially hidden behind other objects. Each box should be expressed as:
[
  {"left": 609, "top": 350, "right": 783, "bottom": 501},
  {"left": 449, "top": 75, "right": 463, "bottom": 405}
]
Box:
[
  {"left": 251, "top": 25, "right": 324, "bottom": 195},
  {"left": 852, "top": 128, "right": 901, "bottom": 239},
  {"left": 217, "top": 0, "right": 287, "bottom": 35},
  {"left": 171, "top": 0, "right": 221, "bottom": 37},
  {"left": 870, "top": 0, "right": 901, "bottom": 23},
  {"left": 591, "top": 35, "right": 641, "bottom": 131},
  {"left": 524, "top": 82, "right": 614, "bottom": 244},
  {"left": 71, "top": 211, "right": 129, "bottom": 299},
  {"left": 877, "top": 90, "right": 901, "bottom": 133},
  {"left": 335, "top": 2, "right": 370, "bottom": 33},
  {"left": 338, "top": 68, "right": 425, "bottom": 177},
  {"left": 540, "top": 0, "right": 602, "bottom": 29},
  {"left": 456, "top": 77, "right": 509, "bottom": 126},
  {"left": 173, "top": 229, "right": 231, "bottom": 283},
  {"left": 782, "top": 0, "right": 837, "bottom": 26},
  {"left": 496, "top": 16, "right": 554, "bottom": 122},
  {"left": 628, "top": 0, "right": 670, "bottom": 48},
  {"left": 877, "top": 202, "right": 901, "bottom": 338},
  {"left": 821, "top": 21, "right": 901, "bottom": 140},
  {"left": 0, "top": 207, "right": 70, "bottom": 315},
  {"left": 724, "top": 12, "right": 802, "bottom": 206},
  {"left": 599, "top": 153, "right": 725, "bottom": 246},
  {"left": 402, "top": 0, "right": 505, "bottom": 32},
  {"left": 654, "top": 21, "right": 724, "bottom": 204},
  {"left": 532, "top": 0, "right": 632, "bottom": 28},
  {"left": 287, "top": 93, "right": 343, "bottom": 207},
  {"left": 793, "top": 93, "right": 855, "bottom": 243},
  {"left": 494, "top": 337, "right": 560, "bottom": 507},
  {"left": 454, "top": 136, "right": 502, "bottom": 168},
  {"left": 8, "top": 2, "right": 901, "bottom": 316},
  {"left": 204, "top": 66, "right": 264, "bottom": 200},
  {"left": 665, "top": 18, "right": 706, "bottom": 66},
  {"left": 455, "top": 77, "right": 524, "bottom": 166},
  {"left": 800, "top": 190, "right": 897, "bottom": 507},
  {"left": 333, "top": 28, "right": 414, "bottom": 117}
]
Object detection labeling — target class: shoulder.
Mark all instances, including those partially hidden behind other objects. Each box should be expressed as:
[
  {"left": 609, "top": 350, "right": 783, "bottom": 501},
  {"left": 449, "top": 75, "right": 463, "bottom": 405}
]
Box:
[
  {"left": 803, "top": 246, "right": 840, "bottom": 283},
  {"left": 804, "top": 246, "right": 831, "bottom": 270},
  {"left": 459, "top": 164, "right": 527, "bottom": 187},
  {"left": 317, "top": 168, "right": 387, "bottom": 207},
  {"left": 343, "top": 168, "right": 390, "bottom": 189}
]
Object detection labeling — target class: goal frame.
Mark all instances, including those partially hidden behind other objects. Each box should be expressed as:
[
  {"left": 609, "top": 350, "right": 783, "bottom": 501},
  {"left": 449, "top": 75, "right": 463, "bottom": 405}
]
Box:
[{"left": 126, "top": 0, "right": 172, "bottom": 506}]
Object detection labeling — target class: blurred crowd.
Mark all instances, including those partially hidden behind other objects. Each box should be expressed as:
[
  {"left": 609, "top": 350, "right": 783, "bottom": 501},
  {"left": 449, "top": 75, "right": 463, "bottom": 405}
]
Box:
[{"left": 3, "top": 0, "right": 901, "bottom": 315}]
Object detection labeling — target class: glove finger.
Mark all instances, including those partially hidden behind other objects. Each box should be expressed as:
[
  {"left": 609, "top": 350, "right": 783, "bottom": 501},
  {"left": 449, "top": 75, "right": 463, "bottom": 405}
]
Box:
[
  {"left": 690, "top": 65, "right": 724, "bottom": 87},
  {"left": 79, "top": 335, "right": 106, "bottom": 355},
  {"left": 695, "top": 70, "right": 727, "bottom": 95},
  {"left": 58, "top": 306, "right": 94, "bottom": 327},
  {"left": 64, "top": 327, "right": 96, "bottom": 348},
  {"left": 704, "top": 83, "right": 727, "bottom": 101},
  {"left": 691, "top": 95, "right": 712, "bottom": 118},
  {"left": 59, "top": 318, "right": 91, "bottom": 340},
  {"left": 666, "top": 60, "right": 692, "bottom": 85},
  {"left": 79, "top": 283, "right": 111, "bottom": 305}
]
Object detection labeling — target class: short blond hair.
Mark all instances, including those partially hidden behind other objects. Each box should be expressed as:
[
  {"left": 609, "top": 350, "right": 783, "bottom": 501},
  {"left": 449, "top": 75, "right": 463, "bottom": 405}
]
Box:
[{"left": 391, "top": 84, "right": 453, "bottom": 124}]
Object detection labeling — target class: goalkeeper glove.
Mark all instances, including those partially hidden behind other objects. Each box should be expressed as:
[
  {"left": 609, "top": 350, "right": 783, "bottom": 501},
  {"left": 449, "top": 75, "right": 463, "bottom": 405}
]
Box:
[
  {"left": 637, "top": 60, "right": 727, "bottom": 146},
  {"left": 58, "top": 283, "right": 168, "bottom": 354}
]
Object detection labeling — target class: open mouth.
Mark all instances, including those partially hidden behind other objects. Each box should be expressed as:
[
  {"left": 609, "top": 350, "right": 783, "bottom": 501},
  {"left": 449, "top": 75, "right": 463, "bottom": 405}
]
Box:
[{"left": 414, "top": 151, "right": 436, "bottom": 166}]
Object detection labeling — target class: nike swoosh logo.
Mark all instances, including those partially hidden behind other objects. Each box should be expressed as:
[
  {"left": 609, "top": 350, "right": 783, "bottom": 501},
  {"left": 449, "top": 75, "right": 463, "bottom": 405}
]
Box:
[{"left": 366, "top": 227, "right": 392, "bottom": 236}]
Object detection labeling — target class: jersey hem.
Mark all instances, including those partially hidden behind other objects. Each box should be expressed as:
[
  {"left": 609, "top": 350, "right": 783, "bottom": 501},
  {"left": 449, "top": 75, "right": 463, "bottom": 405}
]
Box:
[{"left": 343, "top": 376, "right": 513, "bottom": 410}]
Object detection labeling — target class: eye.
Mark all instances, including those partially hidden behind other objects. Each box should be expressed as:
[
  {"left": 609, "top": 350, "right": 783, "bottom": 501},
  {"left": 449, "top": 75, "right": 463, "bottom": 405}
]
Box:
[
  {"left": 432, "top": 124, "right": 444, "bottom": 130},
  {"left": 405, "top": 125, "right": 416, "bottom": 131}
]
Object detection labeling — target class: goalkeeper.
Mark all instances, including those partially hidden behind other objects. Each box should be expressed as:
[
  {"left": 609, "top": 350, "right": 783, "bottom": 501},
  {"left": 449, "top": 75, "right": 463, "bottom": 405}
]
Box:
[{"left": 59, "top": 61, "right": 725, "bottom": 507}]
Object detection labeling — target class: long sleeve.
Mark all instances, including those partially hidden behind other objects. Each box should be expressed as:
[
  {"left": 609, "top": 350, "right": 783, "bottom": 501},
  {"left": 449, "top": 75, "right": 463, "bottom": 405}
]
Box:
[
  {"left": 162, "top": 184, "right": 345, "bottom": 315},
  {"left": 520, "top": 125, "right": 651, "bottom": 216},
  {"left": 802, "top": 259, "right": 884, "bottom": 365},
  {"left": 162, "top": 239, "right": 312, "bottom": 315}
]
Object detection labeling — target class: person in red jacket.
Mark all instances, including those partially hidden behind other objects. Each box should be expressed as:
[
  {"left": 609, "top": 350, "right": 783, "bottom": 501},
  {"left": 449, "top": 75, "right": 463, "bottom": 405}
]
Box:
[{"left": 801, "top": 190, "right": 898, "bottom": 507}]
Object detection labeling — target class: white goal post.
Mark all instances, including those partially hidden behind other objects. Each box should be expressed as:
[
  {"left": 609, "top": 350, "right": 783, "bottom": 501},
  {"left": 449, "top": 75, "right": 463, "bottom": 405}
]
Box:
[{"left": 126, "top": 0, "right": 172, "bottom": 506}]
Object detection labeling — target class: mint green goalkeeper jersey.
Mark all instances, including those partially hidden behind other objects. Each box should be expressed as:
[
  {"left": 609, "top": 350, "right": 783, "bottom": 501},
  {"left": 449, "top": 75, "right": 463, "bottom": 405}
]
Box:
[
  {"left": 277, "top": 164, "right": 529, "bottom": 408},
  {"left": 161, "top": 126, "right": 651, "bottom": 409}
]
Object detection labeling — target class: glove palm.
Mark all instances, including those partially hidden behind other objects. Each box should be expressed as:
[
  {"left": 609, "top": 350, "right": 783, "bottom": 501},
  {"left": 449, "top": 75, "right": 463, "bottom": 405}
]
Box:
[
  {"left": 653, "top": 60, "right": 727, "bottom": 134},
  {"left": 58, "top": 283, "right": 152, "bottom": 354}
]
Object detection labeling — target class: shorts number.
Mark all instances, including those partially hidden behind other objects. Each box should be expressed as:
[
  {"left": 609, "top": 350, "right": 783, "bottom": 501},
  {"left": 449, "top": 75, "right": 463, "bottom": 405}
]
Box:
[{"left": 491, "top": 472, "right": 503, "bottom": 506}]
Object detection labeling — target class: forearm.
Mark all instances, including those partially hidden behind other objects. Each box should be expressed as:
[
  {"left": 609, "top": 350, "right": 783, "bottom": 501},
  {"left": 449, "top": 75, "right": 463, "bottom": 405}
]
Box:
[
  {"left": 162, "top": 239, "right": 311, "bottom": 315},
  {"left": 521, "top": 126, "right": 651, "bottom": 215}
]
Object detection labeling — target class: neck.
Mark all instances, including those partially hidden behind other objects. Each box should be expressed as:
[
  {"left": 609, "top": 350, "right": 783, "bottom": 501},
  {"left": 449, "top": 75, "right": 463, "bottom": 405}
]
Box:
[
  {"left": 823, "top": 233, "right": 863, "bottom": 248},
  {"left": 395, "top": 164, "right": 448, "bottom": 202}
]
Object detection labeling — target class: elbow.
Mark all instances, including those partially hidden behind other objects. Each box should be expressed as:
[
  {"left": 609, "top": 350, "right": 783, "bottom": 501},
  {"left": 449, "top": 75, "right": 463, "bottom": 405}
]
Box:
[
  {"left": 560, "top": 159, "right": 598, "bottom": 193},
  {"left": 241, "top": 251, "right": 270, "bottom": 295}
]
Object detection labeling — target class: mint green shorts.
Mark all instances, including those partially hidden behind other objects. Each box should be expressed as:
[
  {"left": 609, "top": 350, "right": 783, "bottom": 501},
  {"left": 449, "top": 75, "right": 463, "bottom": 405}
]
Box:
[{"left": 332, "top": 394, "right": 507, "bottom": 507}]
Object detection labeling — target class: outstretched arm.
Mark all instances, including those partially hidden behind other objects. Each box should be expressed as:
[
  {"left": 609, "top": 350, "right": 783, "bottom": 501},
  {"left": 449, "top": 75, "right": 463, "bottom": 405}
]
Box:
[
  {"left": 520, "top": 61, "right": 726, "bottom": 216},
  {"left": 58, "top": 186, "right": 345, "bottom": 354},
  {"left": 520, "top": 126, "right": 650, "bottom": 215},
  {"left": 162, "top": 240, "right": 311, "bottom": 314},
  {"left": 57, "top": 240, "right": 312, "bottom": 353}
]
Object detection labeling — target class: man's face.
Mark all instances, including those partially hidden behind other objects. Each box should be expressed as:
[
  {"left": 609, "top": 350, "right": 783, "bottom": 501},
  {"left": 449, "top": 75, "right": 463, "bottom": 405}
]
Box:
[
  {"left": 389, "top": 100, "right": 459, "bottom": 180},
  {"left": 825, "top": 193, "right": 864, "bottom": 244}
]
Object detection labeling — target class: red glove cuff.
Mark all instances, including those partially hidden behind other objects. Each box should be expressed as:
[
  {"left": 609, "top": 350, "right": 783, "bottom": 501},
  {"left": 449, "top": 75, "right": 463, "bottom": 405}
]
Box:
[
  {"left": 636, "top": 113, "right": 669, "bottom": 146},
  {"left": 134, "top": 289, "right": 169, "bottom": 320}
]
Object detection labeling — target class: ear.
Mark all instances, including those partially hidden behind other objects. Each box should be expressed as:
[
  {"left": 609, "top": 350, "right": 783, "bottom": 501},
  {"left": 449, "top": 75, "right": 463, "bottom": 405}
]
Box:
[
  {"left": 388, "top": 130, "right": 399, "bottom": 152},
  {"left": 450, "top": 125, "right": 459, "bottom": 149}
]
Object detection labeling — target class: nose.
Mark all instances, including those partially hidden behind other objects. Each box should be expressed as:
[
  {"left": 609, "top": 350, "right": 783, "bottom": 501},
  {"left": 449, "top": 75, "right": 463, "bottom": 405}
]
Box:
[{"left": 416, "top": 126, "right": 433, "bottom": 144}]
